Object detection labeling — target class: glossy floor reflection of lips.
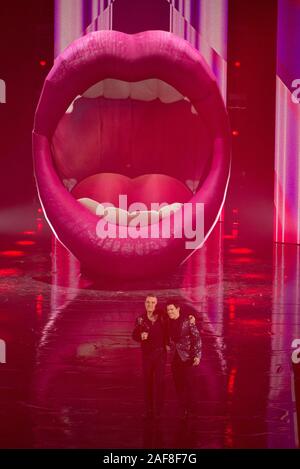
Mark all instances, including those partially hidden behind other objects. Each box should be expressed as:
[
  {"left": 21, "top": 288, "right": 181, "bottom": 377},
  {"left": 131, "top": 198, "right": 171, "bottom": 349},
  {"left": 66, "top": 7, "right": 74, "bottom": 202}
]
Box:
[{"left": 33, "top": 30, "right": 231, "bottom": 278}]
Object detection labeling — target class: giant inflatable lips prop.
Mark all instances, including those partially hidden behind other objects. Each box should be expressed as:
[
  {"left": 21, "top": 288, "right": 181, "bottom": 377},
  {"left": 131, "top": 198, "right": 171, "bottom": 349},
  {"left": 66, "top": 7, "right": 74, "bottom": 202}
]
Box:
[{"left": 33, "top": 30, "right": 230, "bottom": 278}]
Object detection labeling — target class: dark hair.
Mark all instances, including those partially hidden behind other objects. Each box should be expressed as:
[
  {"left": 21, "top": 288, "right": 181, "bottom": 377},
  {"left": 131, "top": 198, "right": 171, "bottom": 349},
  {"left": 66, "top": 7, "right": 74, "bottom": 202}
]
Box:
[
  {"left": 145, "top": 293, "right": 157, "bottom": 299},
  {"left": 166, "top": 298, "right": 180, "bottom": 309}
]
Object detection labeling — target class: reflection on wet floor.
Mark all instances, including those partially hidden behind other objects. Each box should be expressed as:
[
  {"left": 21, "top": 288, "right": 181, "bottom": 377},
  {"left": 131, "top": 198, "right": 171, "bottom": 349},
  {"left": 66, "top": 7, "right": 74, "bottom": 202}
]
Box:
[{"left": 0, "top": 203, "right": 299, "bottom": 448}]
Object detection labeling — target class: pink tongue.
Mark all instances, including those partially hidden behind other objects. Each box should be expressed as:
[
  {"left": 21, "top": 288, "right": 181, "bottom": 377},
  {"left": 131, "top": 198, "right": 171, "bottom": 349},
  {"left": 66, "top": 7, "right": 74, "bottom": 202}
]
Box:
[{"left": 71, "top": 173, "right": 192, "bottom": 209}]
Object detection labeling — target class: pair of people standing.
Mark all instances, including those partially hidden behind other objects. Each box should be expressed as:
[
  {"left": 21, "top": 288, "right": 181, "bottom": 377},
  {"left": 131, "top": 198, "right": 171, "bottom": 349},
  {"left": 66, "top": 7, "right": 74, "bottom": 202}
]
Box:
[{"left": 132, "top": 294, "right": 201, "bottom": 420}]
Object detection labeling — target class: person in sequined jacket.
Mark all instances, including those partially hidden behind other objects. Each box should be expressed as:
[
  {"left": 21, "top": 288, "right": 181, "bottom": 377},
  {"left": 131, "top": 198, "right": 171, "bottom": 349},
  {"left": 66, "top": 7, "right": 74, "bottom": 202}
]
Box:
[{"left": 166, "top": 299, "right": 201, "bottom": 419}]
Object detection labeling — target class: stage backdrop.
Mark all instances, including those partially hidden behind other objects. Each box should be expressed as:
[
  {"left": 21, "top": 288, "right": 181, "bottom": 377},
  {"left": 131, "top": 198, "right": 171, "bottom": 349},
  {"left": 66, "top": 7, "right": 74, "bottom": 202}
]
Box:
[
  {"left": 54, "top": 0, "right": 228, "bottom": 100},
  {"left": 275, "top": 0, "right": 300, "bottom": 244}
]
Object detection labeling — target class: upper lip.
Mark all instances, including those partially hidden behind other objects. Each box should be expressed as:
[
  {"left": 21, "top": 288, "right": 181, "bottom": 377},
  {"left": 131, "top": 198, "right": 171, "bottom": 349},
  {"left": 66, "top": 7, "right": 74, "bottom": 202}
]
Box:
[
  {"left": 34, "top": 30, "right": 218, "bottom": 138},
  {"left": 33, "top": 30, "right": 230, "bottom": 278}
]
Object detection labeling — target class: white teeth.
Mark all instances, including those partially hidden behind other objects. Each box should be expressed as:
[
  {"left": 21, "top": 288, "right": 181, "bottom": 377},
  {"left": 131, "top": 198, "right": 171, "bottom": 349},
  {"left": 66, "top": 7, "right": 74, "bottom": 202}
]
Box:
[
  {"left": 95, "top": 203, "right": 106, "bottom": 217},
  {"left": 83, "top": 81, "right": 103, "bottom": 98},
  {"left": 159, "top": 203, "right": 183, "bottom": 216},
  {"left": 66, "top": 103, "right": 74, "bottom": 114},
  {"left": 184, "top": 97, "right": 199, "bottom": 116},
  {"left": 130, "top": 79, "right": 158, "bottom": 101},
  {"left": 65, "top": 96, "right": 81, "bottom": 113},
  {"left": 78, "top": 199, "right": 184, "bottom": 225},
  {"left": 77, "top": 197, "right": 99, "bottom": 213},
  {"left": 68, "top": 82, "right": 198, "bottom": 117},
  {"left": 101, "top": 207, "right": 130, "bottom": 226},
  {"left": 81, "top": 78, "right": 185, "bottom": 103},
  {"left": 158, "top": 81, "right": 184, "bottom": 103},
  {"left": 103, "top": 79, "right": 130, "bottom": 99},
  {"left": 130, "top": 210, "right": 160, "bottom": 226},
  {"left": 191, "top": 104, "right": 198, "bottom": 115}
]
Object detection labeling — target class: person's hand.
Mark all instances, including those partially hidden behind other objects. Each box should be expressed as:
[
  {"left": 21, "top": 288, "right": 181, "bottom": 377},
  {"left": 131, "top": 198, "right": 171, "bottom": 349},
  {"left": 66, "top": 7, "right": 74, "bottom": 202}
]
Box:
[
  {"left": 193, "top": 357, "right": 200, "bottom": 366},
  {"left": 189, "top": 314, "right": 196, "bottom": 325},
  {"left": 141, "top": 332, "right": 148, "bottom": 341},
  {"left": 166, "top": 345, "right": 171, "bottom": 352}
]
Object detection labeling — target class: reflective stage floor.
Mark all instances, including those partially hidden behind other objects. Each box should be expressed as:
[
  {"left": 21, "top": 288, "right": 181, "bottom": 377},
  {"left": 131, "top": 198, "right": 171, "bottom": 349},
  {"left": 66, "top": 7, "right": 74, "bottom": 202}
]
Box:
[{"left": 0, "top": 203, "right": 299, "bottom": 448}]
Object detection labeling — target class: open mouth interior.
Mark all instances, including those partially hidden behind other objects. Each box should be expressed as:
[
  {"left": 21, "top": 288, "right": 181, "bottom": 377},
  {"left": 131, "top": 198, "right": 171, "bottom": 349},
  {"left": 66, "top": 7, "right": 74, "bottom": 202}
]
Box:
[{"left": 51, "top": 78, "right": 213, "bottom": 225}]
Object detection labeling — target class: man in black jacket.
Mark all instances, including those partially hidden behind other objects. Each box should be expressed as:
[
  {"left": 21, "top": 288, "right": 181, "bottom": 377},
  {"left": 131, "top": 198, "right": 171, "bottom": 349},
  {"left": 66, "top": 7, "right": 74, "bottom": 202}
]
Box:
[
  {"left": 166, "top": 299, "right": 201, "bottom": 419},
  {"left": 132, "top": 294, "right": 168, "bottom": 419}
]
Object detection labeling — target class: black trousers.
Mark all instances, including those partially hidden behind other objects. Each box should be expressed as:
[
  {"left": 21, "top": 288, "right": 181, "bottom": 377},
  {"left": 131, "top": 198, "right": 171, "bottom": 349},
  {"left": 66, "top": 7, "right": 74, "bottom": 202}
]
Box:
[
  {"left": 142, "top": 348, "right": 166, "bottom": 415},
  {"left": 171, "top": 352, "right": 197, "bottom": 413}
]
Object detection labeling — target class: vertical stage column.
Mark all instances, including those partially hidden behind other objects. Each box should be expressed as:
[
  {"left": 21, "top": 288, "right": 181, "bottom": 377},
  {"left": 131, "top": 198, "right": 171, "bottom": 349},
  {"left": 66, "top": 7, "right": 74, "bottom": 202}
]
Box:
[
  {"left": 169, "top": 0, "right": 228, "bottom": 102},
  {"left": 275, "top": 0, "right": 300, "bottom": 245},
  {"left": 54, "top": 0, "right": 114, "bottom": 56}
]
